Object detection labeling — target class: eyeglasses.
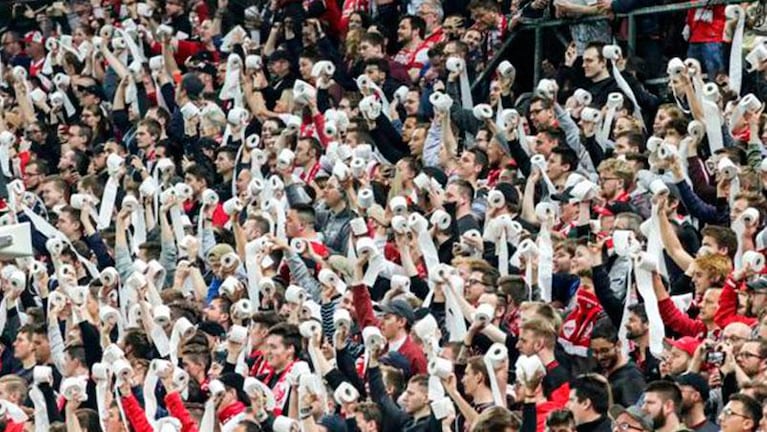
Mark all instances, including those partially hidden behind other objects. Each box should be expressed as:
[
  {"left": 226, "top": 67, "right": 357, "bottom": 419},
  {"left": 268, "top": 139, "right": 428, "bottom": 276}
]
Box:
[
  {"left": 722, "top": 407, "right": 751, "bottom": 420},
  {"left": 467, "top": 278, "right": 487, "bottom": 286},
  {"left": 613, "top": 423, "right": 645, "bottom": 432},
  {"left": 736, "top": 351, "right": 762, "bottom": 360}
]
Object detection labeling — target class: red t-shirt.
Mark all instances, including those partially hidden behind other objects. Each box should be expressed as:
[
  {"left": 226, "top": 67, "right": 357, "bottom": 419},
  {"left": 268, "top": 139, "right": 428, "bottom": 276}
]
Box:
[{"left": 686, "top": 6, "right": 726, "bottom": 43}]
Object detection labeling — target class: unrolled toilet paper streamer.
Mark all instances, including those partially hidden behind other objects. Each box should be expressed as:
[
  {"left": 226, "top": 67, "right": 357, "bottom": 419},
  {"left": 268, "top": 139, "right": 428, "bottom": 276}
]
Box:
[
  {"left": 729, "top": 6, "right": 745, "bottom": 96},
  {"left": 618, "top": 261, "right": 636, "bottom": 358},
  {"left": 702, "top": 100, "right": 724, "bottom": 152},
  {"left": 484, "top": 343, "right": 507, "bottom": 407},
  {"left": 444, "top": 275, "right": 468, "bottom": 342},
  {"left": 169, "top": 203, "right": 186, "bottom": 247},
  {"left": 538, "top": 222, "right": 553, "bottom": 303},
  {"left": 130, "top": 207, "right": 147, "bottom": 256},
  {"left": 143, "top": 362, "right": 160, "bottom": 424},
  {"left": 597, "top": 104, "right": 617, "bottom": 150},
  {"left": 98, "top": 175, "right": 120, "bottom": 230},
  {"left": 29, "top": 381, "right": 50, "bottom": 432},
  {"left": 634, "top": 253, "right": 665, "bottom": 356},
  {"left": 245, "top": 241, "right": 261, "bottom": 308},
  {"left": 412, "top": 214, "right": 441, "bottom": 274},
  {"left": 607, "top": 57, "right": 645, "bottom": 131},
  {"left": 646, "top": 203, "right": 668, "bottom": 278}
]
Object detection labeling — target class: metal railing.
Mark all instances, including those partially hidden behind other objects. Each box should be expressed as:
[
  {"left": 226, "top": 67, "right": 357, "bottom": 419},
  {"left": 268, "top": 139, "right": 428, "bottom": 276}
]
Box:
[{"left": 472, "top": 0, "right": 757, "bottom": 93}]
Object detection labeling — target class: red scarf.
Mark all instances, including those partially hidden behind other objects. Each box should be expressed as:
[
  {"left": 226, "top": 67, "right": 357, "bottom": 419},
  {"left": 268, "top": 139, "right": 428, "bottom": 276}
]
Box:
[
  {"left": 218, "top": 401, "right": 246, "bottom": 424},
  {"left": 559, "top": 289, "right": 603, "bottom": 357}
]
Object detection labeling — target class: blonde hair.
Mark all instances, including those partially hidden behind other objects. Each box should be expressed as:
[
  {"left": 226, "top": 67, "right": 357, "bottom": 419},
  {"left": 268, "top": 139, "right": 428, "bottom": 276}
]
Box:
[
  {"left": 694, "top": 254, "right": 732, "bottom": 285},
  {"left": 597, "top": 158, "right": 633, "bottom": 187}
]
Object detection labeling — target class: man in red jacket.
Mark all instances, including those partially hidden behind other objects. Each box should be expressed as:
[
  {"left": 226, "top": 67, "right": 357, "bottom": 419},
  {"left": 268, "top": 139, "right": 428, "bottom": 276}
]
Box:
[{"left": 378, "top": 299, "right": 428, "bottom": 376}]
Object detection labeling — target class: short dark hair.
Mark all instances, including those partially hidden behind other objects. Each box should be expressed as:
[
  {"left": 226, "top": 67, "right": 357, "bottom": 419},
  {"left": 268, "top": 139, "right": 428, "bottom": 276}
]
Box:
[
  {"left": 64, "top": 344, "right": 87, "bottom": 366},
  {"left": 185, "top": 164, "right": 211, "bottom": 186},
  {"left": 701, "top": 225, "right": 738, "bottom": 259},
  {"left": 584, "top": 41, "right": 606, "bottom": 62},
  {"left": 402, "top": 15, "right": 427, "bottom": 39},
  {"left": 364, "top": 57, "right": 390, "bottom": 75},
  {"left": 360, "top": 31, "right": 385, "bottom": 48},
  {"left": 138, "top": 118, "right": 162, "bottom": 141},
  {"left": 645, "top": 380, "right": 683, "bottom": 415},
  {"left": 267, "top": 323, "right": 302, "bottom": 359},
  {"left": 251, "top": 311, "right": 281, "bottom": 327},
  {"left": 473, "top": 407, "right": 521, "bottom": 432},
  {"left": 628, "top": 303, "right": 648, "bottom": 323},
  {"left": 590, "top": 319, "right": 619, "bottom": 343},
  {"left": 449, "top": 178, "right": 475, "bottom": 202},
  {"left": 291, "top": 203, "right": 317, "bottom": 227},
  {"left": 615, "top": 131, "right": 646, "bottom": 153},
  {"left": 540, "top": 126, "right": 564, "bottom": 144},
  {"left": 730, "top": 393, "right": 763, "bottom": 426},
  {"left": 546, "top": 410, "right": 576, "bottom": 428},
  {"left": 356, "top": 402, "right": 383, "bottom": 430},
  {"left": 572, "top": 374, "right": 611, "bottom": 415},
  {"left": 468, "top": 148, "right": 489, "bottom": 178},
  {"left": 551, "top": 146, "right": 578, "bottom": 172}
]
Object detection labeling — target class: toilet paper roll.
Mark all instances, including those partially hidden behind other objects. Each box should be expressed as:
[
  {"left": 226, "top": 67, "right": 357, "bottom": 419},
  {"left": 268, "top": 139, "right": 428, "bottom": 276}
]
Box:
[
  {"left": 244, "top": 377, "right": 276, "bottom": 410},
  {"left": 488, "top": 189, "right": 506, "bottom": 209},
  {"left": 356, "top": 237, "right": 378, "bottom": 258},
  {"left": 741, "top": 207, "right": 760, "bottom": 225},
  {"left": 634, "top": 252, "right": 659, "bottom": 272},
  {"left": 473, "top": 303, "right": 495, "bottom": 324},
  {"left": 208, "top": 379, "right": 226, "bottom": 398},
  {"left": 232, "top": 299, "right": 253, "bottom": 320},
  {"left": 408, "top": 213, "right": 429, "bottom": 233},
  {"left": 33, "top": 366, "right": 53, "bottom": 385},
  {"left": 113, "top": 359, "right": 133, "bottom": 381},
  {"left": 744, "top": 250, "right": 765, "bottom": 272},
  {"left": 612, "top": 230, "right": 634, "bottom": 257},
  {"left": 358, "top": 188, "right": 375, "bottom": 209},
  {"left": 273, "top": 416, "right": 299, "bottom": 432},
  {"left": 362, "top": 326, "right": 384, "bottom": 350},
  {"left": 649, "top": 179, "right": 669, "bottom": 197},
  {"left": 392, "top": 215, "right": 409, "bottom": 234},
  {"left": 717, "top": 157, "right": 739, "bottom": 180},
  {"left": 333, "top": 308, "right": 352, "bottom": 329},
  {"left": 319, "top": 269, "right": 347, "bottom": 295},
  {"left": 606, "top": 92, "right": 624, "bottom": 109},
  {"left": 228, "top": 324, "right": 248, "bottom": 344},
  {"left": 472, "top": 104, "right": 493, "bottom": 120},
  {"left": 61, "top": 377, "right": 88, "bottom": 401},
  {"left": 413, "top": 314, "right": 439, "bottom": 340},
  {"left": 430, "top": 397, "right": 455, "bottom": 420},
  {"left": 99, "top": 306, "right": 120, "bottom": 326},
  {"left": 428, "top": 357, "right": 454, "bottom": 379},
  {"left": 391, "top": 274, "right": 411, "bottom": 292},
  {"left": 92, "top": 363, "right": 111, "bottom": 381},
  {"left": 390, "top": 196, "right": 408, "bottom": 216},
  {"left": 299, "top": 320, "right": 322, "bottom": 339},
  {"left": 285, "top": 285, "right": 307, "bottom": 304},
  {"left": 430, "top": 209, "right": 451, "bottom": 231},
  {"left": 667, "top": 57, "right": 685, "bottom": 77},
  {"left": 334, "top": 381, "right": 360, "bottom": 404}
]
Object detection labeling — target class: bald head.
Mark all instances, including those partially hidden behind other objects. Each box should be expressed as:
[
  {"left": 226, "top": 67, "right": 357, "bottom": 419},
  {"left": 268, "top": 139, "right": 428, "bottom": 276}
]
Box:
[{"left": 724, "top": 322, "right": 752, "bottom": 352}]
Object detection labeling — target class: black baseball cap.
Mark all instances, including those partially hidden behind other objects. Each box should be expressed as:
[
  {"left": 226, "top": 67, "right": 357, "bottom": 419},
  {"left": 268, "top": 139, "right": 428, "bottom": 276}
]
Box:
[
  {"left": 674, "top": 372, "right": 710, "bottom": 402},
  {"left": 181, "top": 73, "right": 204, "bottom": 100}
]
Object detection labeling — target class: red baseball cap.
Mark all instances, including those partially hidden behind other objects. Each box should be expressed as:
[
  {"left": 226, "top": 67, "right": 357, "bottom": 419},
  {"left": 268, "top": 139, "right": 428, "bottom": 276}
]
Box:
[
  {"left": 24, "top": 31, "right": 44, "bottom": 45},
  {"left": 665, "top": 336, "right": 701, "bottom": 357}
]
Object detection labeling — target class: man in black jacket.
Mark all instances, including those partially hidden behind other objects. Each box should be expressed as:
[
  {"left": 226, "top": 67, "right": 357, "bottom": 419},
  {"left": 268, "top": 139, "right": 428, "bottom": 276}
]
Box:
[
  {"left": 589, "top": 320, "right": 646, "bottom": 407},
  {"left": 566, "top": 374, "right": 613, "bottom": 432}
]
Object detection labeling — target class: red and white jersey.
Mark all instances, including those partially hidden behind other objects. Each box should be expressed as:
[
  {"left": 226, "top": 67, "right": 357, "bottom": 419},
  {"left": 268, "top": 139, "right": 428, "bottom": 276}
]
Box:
[{"left": 393, "top": 44, "right": 430, "bottom": 71}]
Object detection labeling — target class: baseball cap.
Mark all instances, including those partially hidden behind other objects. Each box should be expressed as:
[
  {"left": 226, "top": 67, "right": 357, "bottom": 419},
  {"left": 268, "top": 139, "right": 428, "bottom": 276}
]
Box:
[
  {"left": 181, "top": 73, "right": 205, "bottom": 100},
  {"left": 218, "top": 372, "right": 250, "bottom": 404},
  {"left": 746, "top": 276, "right": 767, "bottom": 292},
  {"left": 495, "top": 182, "right": 519, "bottom": 206},
  {"left": 608, "top": 405, "right": 653, "bottom": 431},
  {"left": 664, "top": 336, "right": 701, "bottom": 357},
  {"left": 198, "top": 321, "right": 227, "bottom": 338},
  {"left": 674, "top": 372, "right": 710, "bottom": 402},
  {"left": 551, "top": 186, "right": 577, "bottom": 204},
  {"left": 25, "top": 31, "right": 44, "bottom": 45},
  {"left": 380, "top": 351, "right": 412, "bottom": 379},
  {"left": 207, "top": 243, "right": 235, "bottom": 262},
  {"left": 376, "top": 299, "right": 415, "bottom": 324}
]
